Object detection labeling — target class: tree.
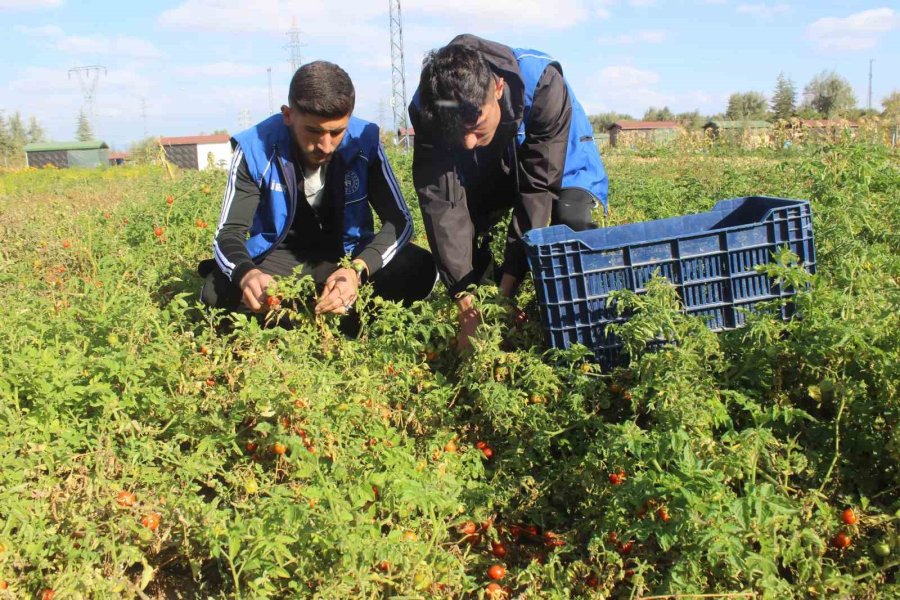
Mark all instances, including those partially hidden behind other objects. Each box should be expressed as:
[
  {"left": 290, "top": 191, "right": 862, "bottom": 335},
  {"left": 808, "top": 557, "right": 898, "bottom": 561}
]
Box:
[
  {"left": 725, "top": 92, "right": 768, "bottom": 120},
  {"left": 643, "top": 106, "right": 674, "bottom": 121},
  {"left": 674, "top": 110, "right": 706, "bottom": 129},
  {"left": 76, "top": 110, "right": 94, "bottom": 142},
  {"left": 882, "top": 90, "right": 900, "bottom": 122},
  {"left": 588, "top": 112, "right": 634, "bottom": 132},
  {"left": 802, "top": 71, "right": 856, "bottom": 118},
  {"left": 7, "top": 112, "right": 27, "bottom": 147},
  {"left": 770, "top": 73, "right": 796, "bottom": 120},
  {"left": 27, "top": 116, "right": 46, "bottom": 143},
  {"left": 0, "top": 112, "right": 12, "bottom": 167}
]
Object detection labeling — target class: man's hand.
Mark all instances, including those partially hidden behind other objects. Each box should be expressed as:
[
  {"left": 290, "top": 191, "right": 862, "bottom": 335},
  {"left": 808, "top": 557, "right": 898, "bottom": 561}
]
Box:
[
  {"left": 315, "top": 267, "right": 359, "bottom": 315},
  {"left": 454, "top": 293, "right": 481, "bottom": 352},
  {"left": 239, "top": 269, "right": 274, "bottom": 312}
]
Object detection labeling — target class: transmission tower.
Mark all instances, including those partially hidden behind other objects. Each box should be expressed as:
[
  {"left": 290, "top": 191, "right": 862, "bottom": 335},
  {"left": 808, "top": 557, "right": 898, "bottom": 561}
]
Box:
[
  {"left": 868, "top": 59, "right": 875, "bottom": 111},
  {"left": 267, "top": 67, "right": 275, "bottom": 115},
  {"left": 68, "top": 65, "right": 106, "bottom": 123},
  {"left": 389, "top": 0, "right": 410, "bottom": 148},
  {"left": 285, "top": 18, "right": 305, "bottom": 74}
]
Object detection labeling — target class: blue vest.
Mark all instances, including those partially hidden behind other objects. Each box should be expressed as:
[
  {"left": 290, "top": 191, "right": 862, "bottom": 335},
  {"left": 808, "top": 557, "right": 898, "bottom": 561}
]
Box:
[
  {"left": 512, "top": 47, "right": 608, "bottom": 209},
  {"left": 231, "top": 114, "right": 379, "bottom": 260}
]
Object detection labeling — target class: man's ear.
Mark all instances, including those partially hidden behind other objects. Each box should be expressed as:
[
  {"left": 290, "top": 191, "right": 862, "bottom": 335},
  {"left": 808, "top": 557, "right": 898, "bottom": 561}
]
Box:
[
  {"left": 281, "top": 105, "right": 291, "bottom": 125},
  {"left": 494, "top": 77, "right": 505, "bottom": 100}
]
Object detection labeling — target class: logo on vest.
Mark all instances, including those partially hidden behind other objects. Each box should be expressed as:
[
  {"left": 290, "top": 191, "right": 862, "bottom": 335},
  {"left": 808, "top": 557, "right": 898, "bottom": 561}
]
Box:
[{"left": 344, "top": 171, "right": 360, "bottom": 196}]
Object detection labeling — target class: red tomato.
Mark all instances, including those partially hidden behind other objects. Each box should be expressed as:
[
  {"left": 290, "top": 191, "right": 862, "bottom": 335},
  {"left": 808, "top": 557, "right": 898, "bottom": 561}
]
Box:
[
  {"left": 154, "top": 226, "right": 164, "bottom": 237},
  {"left": 832, "top": 532, "right": 851, "bottom": 549},
  {"left": 487, "top": 564, "right": 506, "bottom": 580},
  {"left": 491, "top": 540, "right": 508, "bottom": 558},
  {"left": 272, "top": 442, "right": 288, "bottom": 455},
  {"left": 165, "top": 195, "right": 174, "bottom": 205},
  {"left": 481, "top": 446, "right": 494, "bottom": 459},
  {"left": 841, "top": 508, "right": 858, "bottom": 525},
  {"left": 41, "top": 590, "right": 55, "bottom": 600},
  {"left": 657, "top": 508, "right": 671, "bottom": 522},
  {"left": 62, "top": 240, "right": 71, "bottom": 249},
  {"left": 266, "top": 295, "right": 282, "bottom": 308},
  {"left": 608, "top": 472, "right": 623, "bottom": 485},
  {"left": 245, "top": 441, "right": 257, "bottom": 453},
  {"left": 141, "top": 512, "right": 161, "bottom": 530},
  {"left": 475, "top": 440, "right": 488, "bottom": 449},
  {"left": 459, "top": 521, "right": 477, "bottom": 535},
  {"left": 116, "top": 490, "right": 136, "bottom": 508}
]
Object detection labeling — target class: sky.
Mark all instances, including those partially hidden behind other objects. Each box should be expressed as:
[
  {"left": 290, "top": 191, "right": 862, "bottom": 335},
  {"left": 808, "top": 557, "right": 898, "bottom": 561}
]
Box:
[{"left": 1, "top": 0, "right": 897, "bottom": 149}]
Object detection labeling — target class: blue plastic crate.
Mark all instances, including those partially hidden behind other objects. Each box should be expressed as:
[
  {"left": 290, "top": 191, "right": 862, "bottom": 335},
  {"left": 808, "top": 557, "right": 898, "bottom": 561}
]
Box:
[{"left": 522, "top": 196, "right": 816, "bottom": 365}]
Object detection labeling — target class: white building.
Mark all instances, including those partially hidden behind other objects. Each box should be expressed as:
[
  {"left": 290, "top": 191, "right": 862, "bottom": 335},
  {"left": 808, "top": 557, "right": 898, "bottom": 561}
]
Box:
[{"left": 160, "top": 134, "right": 232, "bottom": 170}]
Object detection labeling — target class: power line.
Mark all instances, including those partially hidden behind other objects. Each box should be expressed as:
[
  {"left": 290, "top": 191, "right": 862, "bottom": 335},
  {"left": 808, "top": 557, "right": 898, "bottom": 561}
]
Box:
[
  {"left": 285, "top": 17, "right": 305, "bottom": 74},
  {"left": 68, "top": 65, "right": 106, "bottom": 125},
  {"left": 388, "top": 0, "right": 410, "bottom": 149}
]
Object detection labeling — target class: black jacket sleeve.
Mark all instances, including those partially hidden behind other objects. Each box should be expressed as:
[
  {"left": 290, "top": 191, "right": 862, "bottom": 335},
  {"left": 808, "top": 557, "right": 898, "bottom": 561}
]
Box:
[
  {"left": 501, "top": 64, "right": 572, "bottom": 281},
  {"left": 213, "top": 148, "right": 260, "bottom": 286},
  {"left": 354, "top": 142, "right": 414, "bottom": 276},
  {"left": 410, "top": 104, "right": 479, "bottom": 297}
]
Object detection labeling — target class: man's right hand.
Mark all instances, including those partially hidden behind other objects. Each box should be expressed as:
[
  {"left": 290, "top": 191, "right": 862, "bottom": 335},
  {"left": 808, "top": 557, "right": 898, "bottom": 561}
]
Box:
[
  {"left": 239, "top": 268, "right": 274, "bottom": 312},
  {"left": 455, "top": 293, "right": 481, "bottom": 352}
]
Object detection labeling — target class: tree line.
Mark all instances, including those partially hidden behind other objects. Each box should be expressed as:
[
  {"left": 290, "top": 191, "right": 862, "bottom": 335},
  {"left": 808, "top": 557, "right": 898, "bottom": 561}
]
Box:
[
  {"left": 590, "top": 70, "right": 900, "bottom": 132},
  {"left": 0, "top": 111, "right": 46, "bottom": 168}
]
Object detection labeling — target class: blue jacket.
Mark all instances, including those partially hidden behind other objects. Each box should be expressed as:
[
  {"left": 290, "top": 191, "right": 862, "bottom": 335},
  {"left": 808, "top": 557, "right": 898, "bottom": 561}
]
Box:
[
  {"left": 213, "top": 114, "right": 413, "bottom": 284},
  {"left": 408, "top": 34, "right": 608, "bottom": 294}
]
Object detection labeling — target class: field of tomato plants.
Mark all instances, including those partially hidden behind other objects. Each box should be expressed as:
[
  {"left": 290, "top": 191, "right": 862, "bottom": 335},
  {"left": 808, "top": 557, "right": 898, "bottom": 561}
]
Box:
[{"left": 0, "top": 139, "right": 897, "bottom": 599}]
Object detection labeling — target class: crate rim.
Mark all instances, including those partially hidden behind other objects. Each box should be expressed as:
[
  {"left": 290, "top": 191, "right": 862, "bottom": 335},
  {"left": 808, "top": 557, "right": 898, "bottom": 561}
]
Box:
[{"left": 523, "top": 195, "right": 812, "bottom": 253}]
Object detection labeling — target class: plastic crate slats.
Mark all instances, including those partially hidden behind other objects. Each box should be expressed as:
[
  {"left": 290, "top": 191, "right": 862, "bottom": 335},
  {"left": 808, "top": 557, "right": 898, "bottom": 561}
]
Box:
[{"left": 523, "top": 197, "right": 817, "bottom": 367}]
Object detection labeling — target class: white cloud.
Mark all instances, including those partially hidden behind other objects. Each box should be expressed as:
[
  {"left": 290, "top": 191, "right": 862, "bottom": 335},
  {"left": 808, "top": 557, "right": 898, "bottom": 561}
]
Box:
[
  {"left": 15, "top": 24, "right": 63, "bottom": 36},
  {"left": 17, "top": 24, "right": 163, "bottom": 59},
  {"left": 406, "top": 0, "right": 591, "bottom": 30},
  {"left": 175, "top": 62, "right": 268, "bottom": 78},
  {"left": 597, "top": 30, "right": 667, "bottom": 45},
  {"left": 160, "top": 0, "right": 384, "bottom": 34},
  {"left": 736, "top": 3, "right": 789, "bottom": 20},
  {"left": 576, "top": 65, "right": 725, "bottom": 117},
  {"left": 807, "top": 8, "right": 899, "bottom": 52},
  {"left": 601, "top": 65, "right": 660, "bottom": 88},
  {"left": 0, "top": 0, "right": 60, "bottom": 9},
  {"left": 629, "top": 0, "right": 656, "bottom": 6}
]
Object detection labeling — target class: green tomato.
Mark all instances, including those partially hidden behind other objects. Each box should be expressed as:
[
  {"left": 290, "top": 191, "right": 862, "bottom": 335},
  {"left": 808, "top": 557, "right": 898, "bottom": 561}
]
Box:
[
  {"left": 873, "top": 542, "right": 891, "bottom": 557},
  {"left": 244, "top": 480, "right": 259, "bottom": 494}
]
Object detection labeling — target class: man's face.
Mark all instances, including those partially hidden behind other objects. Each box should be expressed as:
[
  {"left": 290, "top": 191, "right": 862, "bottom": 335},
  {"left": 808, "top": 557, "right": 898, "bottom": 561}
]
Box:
[
  {"left": 282, "top": 106, "right": 350, "bottom": 168},
  {"left": 461, "top": 77, "right": 505, "bottom": 150}
]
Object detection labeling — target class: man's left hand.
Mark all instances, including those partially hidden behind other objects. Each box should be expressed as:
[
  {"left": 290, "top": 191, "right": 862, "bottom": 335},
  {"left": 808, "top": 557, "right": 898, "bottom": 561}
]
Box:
[{"left": 315, "top": 267, "right": 359, "bottom": 315}]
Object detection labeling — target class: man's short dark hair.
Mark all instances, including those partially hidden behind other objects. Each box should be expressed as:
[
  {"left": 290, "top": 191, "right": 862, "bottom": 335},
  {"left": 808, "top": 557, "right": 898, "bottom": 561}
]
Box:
[
  {"left": 288, "top": 61, "right": 355, "bottom": 118},
  {"left": 417, "top": 45, "right": 494, "bottom": 142}
]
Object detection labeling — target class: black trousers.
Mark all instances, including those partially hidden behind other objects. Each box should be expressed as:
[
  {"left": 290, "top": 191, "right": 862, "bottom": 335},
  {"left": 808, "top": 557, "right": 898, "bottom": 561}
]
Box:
[
  {"left": 469, "top": 186, "right": 599, "bottom": 285},
  {"left": 199, "top": 243, "right": 437, "bottom": 311}
]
